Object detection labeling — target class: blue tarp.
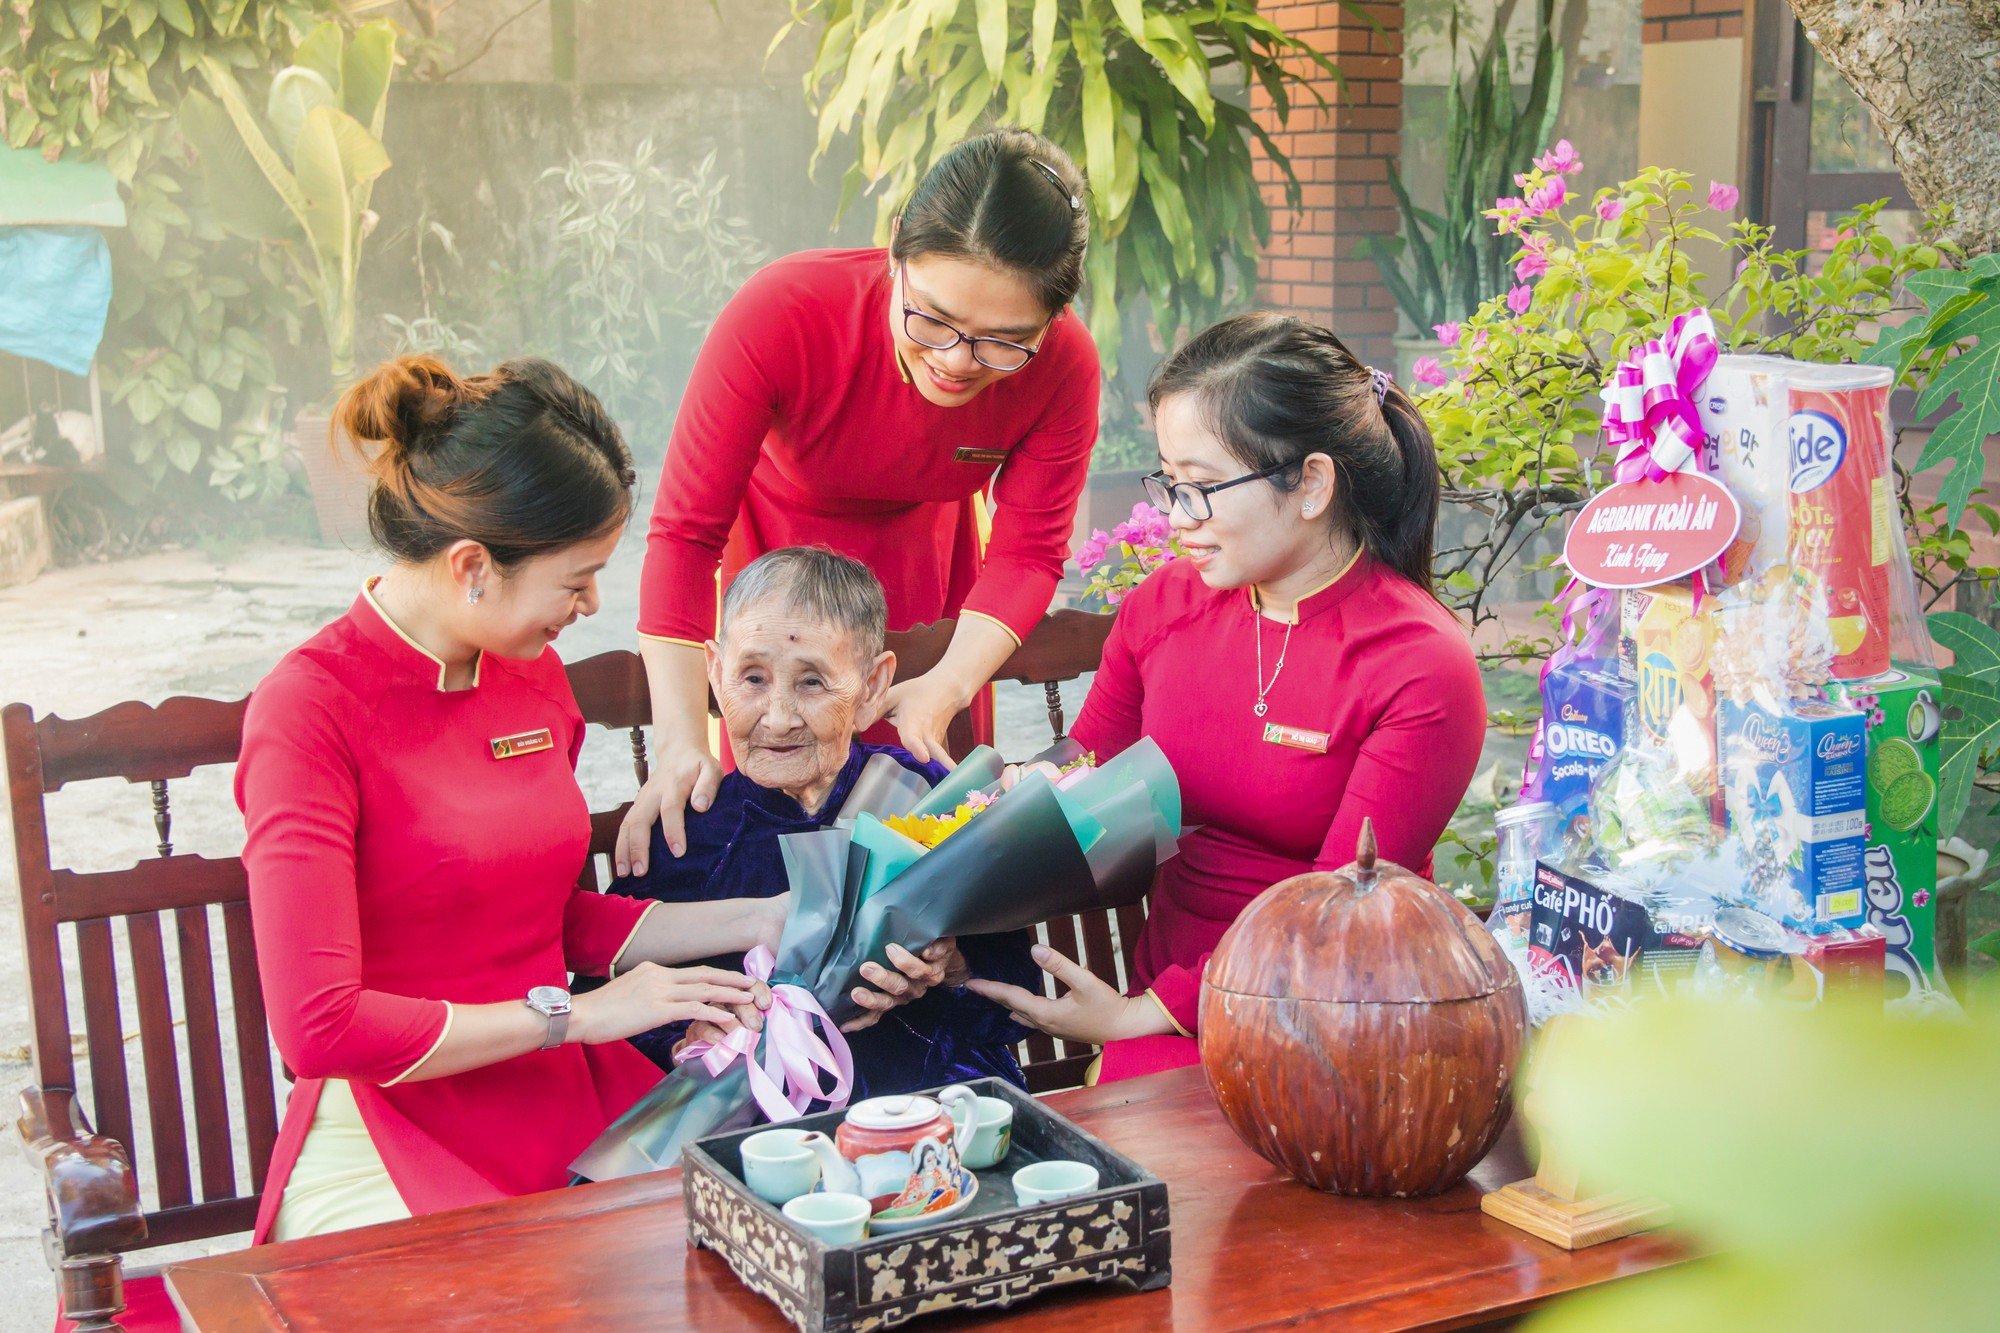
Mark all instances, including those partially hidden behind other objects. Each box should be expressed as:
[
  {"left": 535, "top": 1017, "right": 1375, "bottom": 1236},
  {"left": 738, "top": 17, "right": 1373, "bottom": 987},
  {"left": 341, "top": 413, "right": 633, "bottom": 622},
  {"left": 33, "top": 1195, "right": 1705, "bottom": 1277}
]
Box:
[{"left": 0, "top": 225, "right": 114, "bottom": 377}]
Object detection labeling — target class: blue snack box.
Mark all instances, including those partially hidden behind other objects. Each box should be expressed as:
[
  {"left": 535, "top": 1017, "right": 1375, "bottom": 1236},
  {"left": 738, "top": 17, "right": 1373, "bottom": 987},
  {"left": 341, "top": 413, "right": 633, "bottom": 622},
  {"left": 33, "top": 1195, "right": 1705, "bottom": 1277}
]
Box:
[
  {"left": 1540, "top": 661, "right": 1632, "bottom": 837},
  {"left": 1719, "top": 696, "right": 1868, "bottom": 929}
]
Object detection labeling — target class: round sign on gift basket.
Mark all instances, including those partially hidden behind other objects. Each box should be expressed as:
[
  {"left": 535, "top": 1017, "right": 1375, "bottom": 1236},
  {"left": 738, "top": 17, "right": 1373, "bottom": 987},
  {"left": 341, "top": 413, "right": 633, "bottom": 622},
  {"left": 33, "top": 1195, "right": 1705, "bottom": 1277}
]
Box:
[{"left": 1562, "top": 472, "right": 1742, "bottom": 589}]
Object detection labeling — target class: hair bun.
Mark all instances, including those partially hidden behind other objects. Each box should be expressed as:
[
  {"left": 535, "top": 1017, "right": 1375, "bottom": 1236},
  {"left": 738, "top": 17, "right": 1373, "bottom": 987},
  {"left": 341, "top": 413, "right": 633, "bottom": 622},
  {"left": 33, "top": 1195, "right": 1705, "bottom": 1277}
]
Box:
[{"left": 333, "top": 355, "right": 473, "bottom": 476}]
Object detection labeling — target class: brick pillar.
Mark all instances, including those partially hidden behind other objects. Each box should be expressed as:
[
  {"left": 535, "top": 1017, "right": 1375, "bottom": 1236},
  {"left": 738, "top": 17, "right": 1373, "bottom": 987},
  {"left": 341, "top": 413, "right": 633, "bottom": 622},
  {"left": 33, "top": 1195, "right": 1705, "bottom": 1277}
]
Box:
[
  {"left": 1642, "top": 0, "right": 1743, "bottom": 43},
  {"left": 1250, "top": 1, "right": 1405, "bottom": 370}
]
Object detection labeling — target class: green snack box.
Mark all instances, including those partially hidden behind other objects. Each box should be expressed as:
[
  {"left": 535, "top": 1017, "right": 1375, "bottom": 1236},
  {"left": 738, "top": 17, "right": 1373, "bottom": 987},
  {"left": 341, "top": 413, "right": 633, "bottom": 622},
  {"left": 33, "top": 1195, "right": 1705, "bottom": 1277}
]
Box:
[{"left": 1823, "top": 664, "right": 1942, "bottom": 997}]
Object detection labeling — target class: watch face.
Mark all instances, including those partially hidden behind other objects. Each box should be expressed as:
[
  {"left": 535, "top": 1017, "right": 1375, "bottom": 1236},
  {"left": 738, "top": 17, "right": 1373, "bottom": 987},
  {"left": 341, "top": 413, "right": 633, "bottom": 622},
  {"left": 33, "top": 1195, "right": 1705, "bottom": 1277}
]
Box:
[{"left": 527, "top": 985, "right": 571, "bottom": 1015}]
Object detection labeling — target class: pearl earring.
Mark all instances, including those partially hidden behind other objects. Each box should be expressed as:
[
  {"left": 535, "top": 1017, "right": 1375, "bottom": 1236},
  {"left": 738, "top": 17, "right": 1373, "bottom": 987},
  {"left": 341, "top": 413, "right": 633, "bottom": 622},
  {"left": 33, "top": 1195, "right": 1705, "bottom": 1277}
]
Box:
[{"left": 467, "top": 586, "right": 483, "bottom": 605}]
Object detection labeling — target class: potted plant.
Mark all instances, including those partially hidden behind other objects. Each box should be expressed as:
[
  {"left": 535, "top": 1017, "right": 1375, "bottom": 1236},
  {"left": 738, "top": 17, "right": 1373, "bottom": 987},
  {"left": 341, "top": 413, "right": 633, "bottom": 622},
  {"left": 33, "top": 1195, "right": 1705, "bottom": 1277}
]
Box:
[
  {"left": 181, "top": 20, "right": 399, "bottom": 545},
  {"left": 1360, "top": 0, "right": 1568, "bottom": 381}
]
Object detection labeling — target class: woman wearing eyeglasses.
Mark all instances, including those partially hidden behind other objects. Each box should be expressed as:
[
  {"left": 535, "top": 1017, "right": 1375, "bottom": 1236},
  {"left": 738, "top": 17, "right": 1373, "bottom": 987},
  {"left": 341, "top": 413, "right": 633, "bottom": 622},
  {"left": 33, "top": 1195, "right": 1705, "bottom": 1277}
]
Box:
[
  {"left": 619, "top": 129, "right": 1098, "bottom": 877},
  {"left": 968, "top": 313, "right": 1487, "bottom": 1083}
]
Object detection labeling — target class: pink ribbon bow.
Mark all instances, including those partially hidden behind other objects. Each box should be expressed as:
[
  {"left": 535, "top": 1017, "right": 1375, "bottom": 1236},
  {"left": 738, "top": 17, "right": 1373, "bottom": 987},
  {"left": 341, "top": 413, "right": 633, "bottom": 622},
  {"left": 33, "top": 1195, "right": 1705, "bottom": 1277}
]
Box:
[
  {"left": 674, "top": 945, "right": 854, "bottom": 1122},
  {"left": 1599, "top": 309, "right": 1720, "bottom": 483}
]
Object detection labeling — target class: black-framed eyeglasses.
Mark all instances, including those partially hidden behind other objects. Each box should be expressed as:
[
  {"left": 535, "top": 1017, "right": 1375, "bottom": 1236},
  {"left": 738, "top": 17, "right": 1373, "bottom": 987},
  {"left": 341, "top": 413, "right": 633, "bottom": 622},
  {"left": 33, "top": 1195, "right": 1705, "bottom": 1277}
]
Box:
[
  {"left": 1144, "top": 463, "right": 1294, "bottom": 522},
  {"left": 897, "top": 263, "right": 1048, "bottom": 373}
]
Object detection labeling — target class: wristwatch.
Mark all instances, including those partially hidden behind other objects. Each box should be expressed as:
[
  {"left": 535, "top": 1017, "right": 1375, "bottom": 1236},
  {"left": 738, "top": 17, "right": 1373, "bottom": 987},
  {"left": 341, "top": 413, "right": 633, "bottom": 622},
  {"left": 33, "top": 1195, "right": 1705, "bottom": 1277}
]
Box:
[{"left": 525, "top": 985, "right": 572, "bottom": 1050}]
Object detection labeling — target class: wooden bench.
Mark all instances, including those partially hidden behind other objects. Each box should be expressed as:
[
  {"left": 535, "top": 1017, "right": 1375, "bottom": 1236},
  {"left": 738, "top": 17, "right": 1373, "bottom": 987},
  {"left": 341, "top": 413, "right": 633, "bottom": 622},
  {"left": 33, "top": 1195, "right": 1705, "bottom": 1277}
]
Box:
[{"left": 4, "top": 611, "right": 1125, "bottom": 1329}]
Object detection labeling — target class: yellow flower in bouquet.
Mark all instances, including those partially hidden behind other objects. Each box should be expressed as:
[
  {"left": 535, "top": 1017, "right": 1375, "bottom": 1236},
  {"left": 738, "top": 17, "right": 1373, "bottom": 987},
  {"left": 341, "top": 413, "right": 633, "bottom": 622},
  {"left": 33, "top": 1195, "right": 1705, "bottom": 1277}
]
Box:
[{"left": 883, "top": 794, "right": 992, "bottom": 849}]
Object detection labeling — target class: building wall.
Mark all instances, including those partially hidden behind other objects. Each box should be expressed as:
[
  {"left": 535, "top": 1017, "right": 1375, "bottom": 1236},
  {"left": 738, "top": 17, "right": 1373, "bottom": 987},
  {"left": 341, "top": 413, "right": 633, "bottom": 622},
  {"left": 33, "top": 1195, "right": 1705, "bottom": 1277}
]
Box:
[
  {"left": 1249, "top": 1, "right": 1406, "bottom": 369},
  {"left": 1642, "top": 0, "right": 1744, "bottom": 44}
]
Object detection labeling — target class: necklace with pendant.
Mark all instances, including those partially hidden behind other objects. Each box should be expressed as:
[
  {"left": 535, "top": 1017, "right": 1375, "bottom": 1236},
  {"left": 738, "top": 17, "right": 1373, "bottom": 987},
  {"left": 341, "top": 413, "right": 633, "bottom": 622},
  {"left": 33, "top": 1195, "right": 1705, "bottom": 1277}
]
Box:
[{"left": 1253, "top": 610, "right": 1294, "bottom": 718}]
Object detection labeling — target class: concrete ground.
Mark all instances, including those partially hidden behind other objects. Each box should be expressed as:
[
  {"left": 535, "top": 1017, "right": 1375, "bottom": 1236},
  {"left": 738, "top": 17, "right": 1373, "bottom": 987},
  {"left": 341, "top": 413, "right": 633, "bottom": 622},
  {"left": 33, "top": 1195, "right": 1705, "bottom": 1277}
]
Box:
[{"left": 0, "top": 529, "right": 1080, "bottom": 1328}]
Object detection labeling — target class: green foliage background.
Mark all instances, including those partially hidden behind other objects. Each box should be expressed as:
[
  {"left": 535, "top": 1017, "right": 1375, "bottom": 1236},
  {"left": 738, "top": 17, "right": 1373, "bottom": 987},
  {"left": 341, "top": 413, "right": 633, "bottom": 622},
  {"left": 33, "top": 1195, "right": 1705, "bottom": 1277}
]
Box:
[{"left": 1, "top": 0, "right": 336, "bottom": 500}]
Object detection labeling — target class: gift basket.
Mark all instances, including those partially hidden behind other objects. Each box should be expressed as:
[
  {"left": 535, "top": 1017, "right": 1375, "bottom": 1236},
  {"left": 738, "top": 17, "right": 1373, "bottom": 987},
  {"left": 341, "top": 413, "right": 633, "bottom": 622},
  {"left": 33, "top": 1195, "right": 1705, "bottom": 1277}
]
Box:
[
  {"left": 570, "top": 739, "right": 1181, "bottom": 1181},
  {"left": 1494, "top": 315, "right": 1949, "bottom": 1019}
]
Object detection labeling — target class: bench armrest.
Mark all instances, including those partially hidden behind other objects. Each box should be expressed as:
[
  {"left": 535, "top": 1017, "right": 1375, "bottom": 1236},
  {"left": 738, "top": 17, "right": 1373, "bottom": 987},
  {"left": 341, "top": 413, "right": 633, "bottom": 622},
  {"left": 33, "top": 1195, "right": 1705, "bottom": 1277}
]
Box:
[{"left": 17, "top": 1087, "right": 147, "bottom": 1257}]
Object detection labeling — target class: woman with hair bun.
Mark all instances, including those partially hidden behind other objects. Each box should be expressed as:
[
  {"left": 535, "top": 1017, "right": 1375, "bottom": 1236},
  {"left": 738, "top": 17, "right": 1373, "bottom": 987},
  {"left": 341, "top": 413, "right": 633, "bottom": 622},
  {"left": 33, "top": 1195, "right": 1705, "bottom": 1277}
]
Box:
[
  {"left": 235, "top": 355, "right": 792, "bottom": 1242},
  {"left": 969, "top": 314, "right": 1487, "bottom": 1083},
  {"left": 621, "top": 128, "right": 1101, "bottom": 879}
]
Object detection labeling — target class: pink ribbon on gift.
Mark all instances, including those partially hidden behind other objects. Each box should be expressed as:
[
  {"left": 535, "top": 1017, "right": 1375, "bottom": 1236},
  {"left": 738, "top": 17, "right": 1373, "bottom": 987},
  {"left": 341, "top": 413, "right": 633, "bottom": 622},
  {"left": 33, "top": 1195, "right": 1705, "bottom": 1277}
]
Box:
[
  {"left": 674, "top": 945, "right": 854, "bottom": 1122},
  {"left": 1599, "top": 309, "right": 1720, "bottom": 483}
]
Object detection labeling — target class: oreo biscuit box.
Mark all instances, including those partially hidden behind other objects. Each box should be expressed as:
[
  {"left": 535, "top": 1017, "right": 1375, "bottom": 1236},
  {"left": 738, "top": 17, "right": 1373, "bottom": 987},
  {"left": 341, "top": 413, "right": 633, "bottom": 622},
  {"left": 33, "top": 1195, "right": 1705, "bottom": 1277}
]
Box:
[{"left": 1539, "top": 661, "right": 1632, "bottom": 844}]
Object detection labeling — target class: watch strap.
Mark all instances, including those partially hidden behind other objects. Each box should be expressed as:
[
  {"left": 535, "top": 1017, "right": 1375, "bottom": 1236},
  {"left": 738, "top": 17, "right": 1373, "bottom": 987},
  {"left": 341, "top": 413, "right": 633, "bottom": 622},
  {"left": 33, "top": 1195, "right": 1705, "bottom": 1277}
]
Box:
[{"left": 540, "top": 1008, "right": 568, "bottom": 1050}]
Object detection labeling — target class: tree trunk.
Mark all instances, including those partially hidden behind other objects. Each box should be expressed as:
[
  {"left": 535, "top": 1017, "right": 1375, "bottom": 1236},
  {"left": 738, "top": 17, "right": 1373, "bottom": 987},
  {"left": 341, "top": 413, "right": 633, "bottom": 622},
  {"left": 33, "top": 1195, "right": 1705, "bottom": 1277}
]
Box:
[{"left": 1785, "top": 0, "right": 2000, "bottom": 257}]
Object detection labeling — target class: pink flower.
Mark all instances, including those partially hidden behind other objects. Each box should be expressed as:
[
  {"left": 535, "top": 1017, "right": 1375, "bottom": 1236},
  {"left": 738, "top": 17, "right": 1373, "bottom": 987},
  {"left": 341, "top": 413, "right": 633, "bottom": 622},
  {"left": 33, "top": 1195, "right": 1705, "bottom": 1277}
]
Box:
[
  {"left": 1075, "top": 530, "right": 1111, "bottom": 572},
  {"left": 1526, "top": 177, "right": 1567, "bottom": 216},
  {"left": 1707, "top": 180, "right": 1740, "bottom": 213},
  {"left": 1412, "top": 356, "right": 1447, "bottom": 387},
  {"left": 1534, "top": 139, "right": 1580, "bottom": 176},
  {"left": 1105, "top": 586, "right": 1125, "bottom": 606},
  {"left": 1914, "top": 888, "right": 1931, "bottom": 908},
  {"left": 1487, "top": 196, "right": 1527, "bottom": 236},
  {"left": 1470, "top": 328, "right": 1490, "bottom": 352},
  {"left": 1514, "top": 234, "right": 1550, "bottom": 281},
  {"left": 1506, "top": 284, "right": 1533, "bottom": 315},
  {"left": 1432, "top": 321, "right": 1461, "bottom": 348},
  {"left": 1595, "top": 196, "right": 1626, "bottom": 222}
]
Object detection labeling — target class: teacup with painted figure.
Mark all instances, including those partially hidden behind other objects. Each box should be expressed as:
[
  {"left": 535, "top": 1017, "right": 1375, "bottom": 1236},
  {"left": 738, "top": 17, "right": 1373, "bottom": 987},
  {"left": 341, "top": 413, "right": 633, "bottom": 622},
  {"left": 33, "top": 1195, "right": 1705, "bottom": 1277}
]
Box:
[{"left": 800, "top": 1085, "right": 979, "bottom": 1231}]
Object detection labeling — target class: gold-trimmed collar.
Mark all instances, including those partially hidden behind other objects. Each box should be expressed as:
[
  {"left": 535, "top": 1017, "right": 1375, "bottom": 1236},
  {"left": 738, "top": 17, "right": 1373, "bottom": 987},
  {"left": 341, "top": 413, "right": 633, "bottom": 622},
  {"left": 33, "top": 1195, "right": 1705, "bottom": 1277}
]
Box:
[
  {"left": 1247, "top": 545, "right": 1365, "bottom": 625},
  {"left": 358, "top": 577, "right": 484, "bottom": 691}
]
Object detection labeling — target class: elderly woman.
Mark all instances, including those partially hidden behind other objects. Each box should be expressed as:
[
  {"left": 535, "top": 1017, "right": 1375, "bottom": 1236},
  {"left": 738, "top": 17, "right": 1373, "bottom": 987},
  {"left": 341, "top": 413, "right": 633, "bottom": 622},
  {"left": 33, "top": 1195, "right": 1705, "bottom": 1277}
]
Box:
[{"left": 588, "top": 545, "right": 1040, "bottom": 1097}]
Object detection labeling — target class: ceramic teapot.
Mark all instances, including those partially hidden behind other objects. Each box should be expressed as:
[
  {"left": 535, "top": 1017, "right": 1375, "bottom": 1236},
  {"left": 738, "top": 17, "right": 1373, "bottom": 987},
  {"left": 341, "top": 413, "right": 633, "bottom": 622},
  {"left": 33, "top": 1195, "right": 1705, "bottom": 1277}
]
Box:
[{"left": 800, "top": 1086, "right": 977, "bottom": 1218}]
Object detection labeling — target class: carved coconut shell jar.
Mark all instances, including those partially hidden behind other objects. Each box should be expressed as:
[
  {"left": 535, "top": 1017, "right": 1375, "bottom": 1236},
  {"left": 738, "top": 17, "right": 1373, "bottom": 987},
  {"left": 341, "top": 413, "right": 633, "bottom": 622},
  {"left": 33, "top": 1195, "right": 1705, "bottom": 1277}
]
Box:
[{"left": 1199, "top": 820, "right": 1528, "bottom": 1197}]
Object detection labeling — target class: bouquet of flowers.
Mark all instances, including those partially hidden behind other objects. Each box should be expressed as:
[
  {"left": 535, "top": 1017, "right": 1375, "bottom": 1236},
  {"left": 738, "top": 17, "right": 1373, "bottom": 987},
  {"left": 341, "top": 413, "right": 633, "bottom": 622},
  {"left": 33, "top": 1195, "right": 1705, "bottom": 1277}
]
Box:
[{"left": 569, "top": 739, "right": 1181, "bottom": 1179}]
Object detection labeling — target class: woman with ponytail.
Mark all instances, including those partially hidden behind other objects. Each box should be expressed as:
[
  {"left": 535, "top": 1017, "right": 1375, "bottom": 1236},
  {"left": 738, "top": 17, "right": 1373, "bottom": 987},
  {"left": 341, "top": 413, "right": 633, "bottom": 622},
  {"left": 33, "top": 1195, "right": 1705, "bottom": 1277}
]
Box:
[
  {"left": 620, "top": 128, "right": 1100, "bottom": 880},
  {"left": 234, "top": 355, "right": 793, "bottom": 1242},
  {"left": 968, "top": 314, "right": 1487, "bottom": 1083}
]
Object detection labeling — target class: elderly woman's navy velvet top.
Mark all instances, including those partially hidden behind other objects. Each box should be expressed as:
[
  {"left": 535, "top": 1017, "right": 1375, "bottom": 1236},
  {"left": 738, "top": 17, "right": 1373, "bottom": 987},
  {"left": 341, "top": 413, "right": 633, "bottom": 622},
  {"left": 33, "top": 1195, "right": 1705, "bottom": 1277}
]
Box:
[{"left": 581, "top": 741, "right": 1040, "bottom": 1099}]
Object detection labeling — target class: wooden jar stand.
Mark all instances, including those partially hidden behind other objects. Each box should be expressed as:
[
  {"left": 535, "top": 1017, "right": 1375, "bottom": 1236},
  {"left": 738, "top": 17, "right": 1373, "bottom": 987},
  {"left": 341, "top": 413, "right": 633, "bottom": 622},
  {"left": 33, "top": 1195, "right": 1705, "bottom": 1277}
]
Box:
[{"left": 1480, "top": 1016, "right": 1671, "bottom": 1250}]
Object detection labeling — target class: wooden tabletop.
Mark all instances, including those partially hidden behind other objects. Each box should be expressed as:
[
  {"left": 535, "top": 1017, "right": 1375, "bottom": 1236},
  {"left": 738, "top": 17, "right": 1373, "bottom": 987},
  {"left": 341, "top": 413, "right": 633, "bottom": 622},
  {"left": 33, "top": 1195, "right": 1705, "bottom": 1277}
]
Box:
[{"left": 165, "top": 1066, "right": 1682, "bottom": 1331}]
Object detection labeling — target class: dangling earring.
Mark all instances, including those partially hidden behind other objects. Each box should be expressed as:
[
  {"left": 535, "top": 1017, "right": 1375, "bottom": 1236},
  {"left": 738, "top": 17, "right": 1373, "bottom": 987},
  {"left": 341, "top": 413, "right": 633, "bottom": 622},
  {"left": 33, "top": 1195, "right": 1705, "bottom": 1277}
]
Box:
[{"left": 467, "top": 585, "right": 484, "bottom": 605}]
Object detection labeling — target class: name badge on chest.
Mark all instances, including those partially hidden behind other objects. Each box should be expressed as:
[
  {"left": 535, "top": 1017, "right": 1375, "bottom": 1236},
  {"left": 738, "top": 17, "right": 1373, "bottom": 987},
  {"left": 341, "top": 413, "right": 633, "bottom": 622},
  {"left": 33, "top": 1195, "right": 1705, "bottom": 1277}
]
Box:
[
  {"left": 1263, "top": 721, "right": 1330, "bottom": 754},
  {"left": 953, "top": 446, "right": 1009, "bottom": 466},
  {"left": 490, "top": 728, "right": 555, "bottom": 760}
]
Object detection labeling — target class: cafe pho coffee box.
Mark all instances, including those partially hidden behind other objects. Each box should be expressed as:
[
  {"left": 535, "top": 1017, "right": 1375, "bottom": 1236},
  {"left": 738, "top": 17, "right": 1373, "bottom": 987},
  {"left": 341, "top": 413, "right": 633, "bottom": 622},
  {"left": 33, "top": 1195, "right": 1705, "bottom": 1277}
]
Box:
[
  {"left": 1528, "top": 863, "right": 1702, "bottom": 998},
  {"left": 1821, "top": 665, "right": 1942, "bottom": 989},
  {"left": 1618, "top": 581, "right": 1720, "bottom": 803},
  {"left": 1539, "top": 662, "right": 1632, "bottom": 838},
  {"left": 1719, "top": 696, "right": 1868, "bottom": 930}
]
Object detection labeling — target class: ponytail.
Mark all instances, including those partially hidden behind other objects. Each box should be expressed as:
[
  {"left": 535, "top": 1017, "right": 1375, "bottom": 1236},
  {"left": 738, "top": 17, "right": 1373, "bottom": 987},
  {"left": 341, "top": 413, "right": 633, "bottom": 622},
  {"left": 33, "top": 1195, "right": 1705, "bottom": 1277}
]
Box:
[{"left": 1147, "top": 313, "right": 1441, "bottom": 594}]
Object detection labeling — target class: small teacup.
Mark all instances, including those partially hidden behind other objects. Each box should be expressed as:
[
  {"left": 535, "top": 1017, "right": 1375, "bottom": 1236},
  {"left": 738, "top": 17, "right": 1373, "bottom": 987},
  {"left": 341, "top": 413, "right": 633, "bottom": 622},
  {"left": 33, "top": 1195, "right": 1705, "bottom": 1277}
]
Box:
[
  {"left": 949, "top": 1095, "right": 1015, "bottom": 1171},
  {"left": 1012, "top": 1160, "right": 1098, "bottom": 1206},
  {"left": 783, "top": 1191, "right": 871, "bottom": 1245},
  {"left": 741, "top": 1128, "right": 820, "bottom": 1205}
]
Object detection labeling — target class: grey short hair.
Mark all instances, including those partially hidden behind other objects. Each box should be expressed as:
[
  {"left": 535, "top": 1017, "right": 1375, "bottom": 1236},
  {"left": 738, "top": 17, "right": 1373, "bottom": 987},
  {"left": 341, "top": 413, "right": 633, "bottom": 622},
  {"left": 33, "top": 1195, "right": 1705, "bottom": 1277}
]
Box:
[{"left": 719, "top": 546, "right": 888, "bottom": 660}]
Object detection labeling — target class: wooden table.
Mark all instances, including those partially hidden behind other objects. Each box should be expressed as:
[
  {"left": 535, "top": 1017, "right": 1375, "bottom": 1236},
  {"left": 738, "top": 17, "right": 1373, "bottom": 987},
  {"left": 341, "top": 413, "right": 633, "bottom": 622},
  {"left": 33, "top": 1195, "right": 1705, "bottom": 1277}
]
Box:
[{"left": 165, "top": 1067, "right": 1683, "bottom": 1331}]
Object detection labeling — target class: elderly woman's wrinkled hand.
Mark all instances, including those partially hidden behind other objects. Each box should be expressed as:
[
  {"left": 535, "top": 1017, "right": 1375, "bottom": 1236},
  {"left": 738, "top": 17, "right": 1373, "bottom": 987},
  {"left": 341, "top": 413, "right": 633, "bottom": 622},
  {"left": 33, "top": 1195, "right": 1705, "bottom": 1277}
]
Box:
[{"left": 841, "top": 940, "right": 962, "bottom": 1033}]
